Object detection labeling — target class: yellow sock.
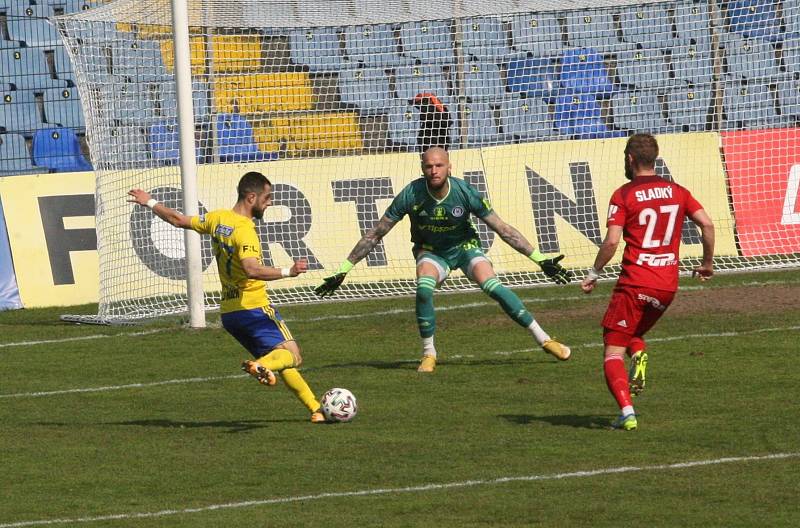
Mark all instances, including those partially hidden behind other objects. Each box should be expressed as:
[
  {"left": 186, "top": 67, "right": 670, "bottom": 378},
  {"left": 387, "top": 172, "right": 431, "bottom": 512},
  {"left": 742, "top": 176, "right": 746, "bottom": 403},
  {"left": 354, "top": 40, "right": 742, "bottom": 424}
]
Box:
[
  {"left": 255, "top": 348, "right": 294, "bottom": 372},
  {"left": 281, "top": 368, "right": 320, "bottom": 413}
]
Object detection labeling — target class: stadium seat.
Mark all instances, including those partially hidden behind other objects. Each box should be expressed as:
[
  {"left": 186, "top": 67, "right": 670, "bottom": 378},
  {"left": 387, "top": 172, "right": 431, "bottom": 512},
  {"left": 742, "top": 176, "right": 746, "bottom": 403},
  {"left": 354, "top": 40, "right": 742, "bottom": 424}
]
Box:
[
  {"left": 777, "top": 76, "right": 800, "bottom": 119},
  {"left": 213, "top": 73, "right": 313, "bottom": 114},
  {"left": 398, "top": 20, "right": 455, "bottom": 64},
  {"left": 726, "top": 0, "right": 783, "bottom": 42},
  {"left": 559, "top": 47, "right": 615, "bottom": 96},
  {"left": 288, "top": 28, "right": 345, "bottom": 72},
  {"left": 506, "top": 56, "right": 559, "bottom": 100},
  {"left": 0, "top": 48, "right": 68, "bottom": 90},
  {"left": 619, "top": 4, "right": 678, "bottom": 49},
  {"left": 498, "top": 96, "right": 552, "bottom": 139},
  {"left": 565, "top": 10, "right": 631, "bottom": 52},
  {"left": 554, "top": 92, "right": 623, "bottom": 139},
  {"left": 616, "top": 48, "right": 675, "bottom": 89},
  {"left": 666, "top": 85, "right": 711, "bottom": 130},
  {"left": 509, "top": 13, "right": 563, "bottom": 56},
  {"left": 387, "top": 101, "right": 421, "bottom": 148},
  {"left": 157, "top": 80, "right": 211, "bottom": 121},
  {"left": 215, "top": 113, "right": 277, "bottom": 163},
  {"left": 52, "top": 46, "right": 76, "bottom": 82},
  {"left": 724, "top": 35, "right": 781, "bottom": 79},
  {"left": 99, "top": 76, "right": 156, "bottom": 124},
  {"left": 285, "top": 112, "right": 363, "bottom": 153},
  {"left": 786, "top": 0, "right": 800, "bottom": 36},
  {"left": 463, "top": 101, "right": 502, "bottom": 146},
  {"left": 32, "top": 127, "right": 92, "bottom": 172},
  {"left": 0, "top": 132, "right": 38, "bottom": 176},
  {"left": 147, "top": 119, "right": 206, "bottom": 165},
  {"left": 42, "top": 87, "right": 85, "bottom": 129},
  {"left": 670, "top": 43, "right": 713, "bottom": 85},
  {"left": 111, "top": 39, "right": 169, "bottom": 80},
  {"left": 611, "top": 90, "right": 673, "bottom": 133},
  {"left": 338, "top": 68, "right": 393, "bottom": 114},
  {"left": 6, "top": 4, "right": 63, "bottom": 47},
  {"left": 674, "top": 1, "right": 713, "bottom": 48},
  {"left": 784, "top": 40, "right": 800, "bottom": 75},
  {"left": 159, "top": 37, "right": 207, "bottom": 75},
  {"left": 0, "top": 88, "right": 47, "bottom": 135},
  {"left": 461, "top": 60, "right": 505, "bottom": 100},
  {"left": 105, "top": 125, "right": 150, "bottom": 169},
  {"left": 722, "top": 80, "right": 782, "bottom": 129},
  {"left": 394, "top": 64, "right": 450, "bottom": 101},
  {"left": 344, "top": 24, "right": 407, "bottom": 67},
  {"left": 459, "top": 17, "right": 513, "bottom": 60},
  {"left": 211, "top": 34, "right": 263, "bottom": 73}
]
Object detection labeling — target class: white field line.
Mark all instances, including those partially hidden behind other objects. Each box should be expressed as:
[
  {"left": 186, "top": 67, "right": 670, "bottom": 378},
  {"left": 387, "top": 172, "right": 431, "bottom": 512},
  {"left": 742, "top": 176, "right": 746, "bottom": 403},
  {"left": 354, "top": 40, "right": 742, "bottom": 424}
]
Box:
[
  {"left": 1, "top": 324, "right": 798, "bottom": 400},
  {"left": 0, "top": 452, "right": 797, "bottom": 528}
]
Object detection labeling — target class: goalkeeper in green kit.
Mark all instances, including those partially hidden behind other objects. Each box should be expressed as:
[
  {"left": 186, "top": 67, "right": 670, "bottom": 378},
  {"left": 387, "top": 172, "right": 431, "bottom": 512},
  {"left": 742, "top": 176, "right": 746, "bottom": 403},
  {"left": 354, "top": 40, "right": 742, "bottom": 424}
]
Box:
[{"left": 316, "top": 147, "right": 574, "bottom": 372}]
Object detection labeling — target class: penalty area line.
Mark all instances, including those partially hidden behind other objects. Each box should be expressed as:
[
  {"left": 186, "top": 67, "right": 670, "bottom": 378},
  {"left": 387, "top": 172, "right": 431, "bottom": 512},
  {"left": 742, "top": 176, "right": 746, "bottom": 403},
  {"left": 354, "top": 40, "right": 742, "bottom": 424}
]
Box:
[{"left": 1, "top": 452, "right": 797, "bottom": 527}]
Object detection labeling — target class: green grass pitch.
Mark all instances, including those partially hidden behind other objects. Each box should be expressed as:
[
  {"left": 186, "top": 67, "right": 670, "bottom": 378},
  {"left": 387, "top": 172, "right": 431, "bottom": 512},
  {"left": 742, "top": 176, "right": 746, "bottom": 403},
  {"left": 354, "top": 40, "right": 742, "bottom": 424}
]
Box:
[{"left": 1, "top": 269, "right": 799, "bottom": 527}]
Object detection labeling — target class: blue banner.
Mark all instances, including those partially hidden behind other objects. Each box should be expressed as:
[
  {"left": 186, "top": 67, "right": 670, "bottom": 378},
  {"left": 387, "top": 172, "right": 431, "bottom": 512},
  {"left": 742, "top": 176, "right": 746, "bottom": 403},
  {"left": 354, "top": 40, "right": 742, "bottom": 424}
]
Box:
[{"left": 0, "top": 196, "right": 22, "bottom": 310}]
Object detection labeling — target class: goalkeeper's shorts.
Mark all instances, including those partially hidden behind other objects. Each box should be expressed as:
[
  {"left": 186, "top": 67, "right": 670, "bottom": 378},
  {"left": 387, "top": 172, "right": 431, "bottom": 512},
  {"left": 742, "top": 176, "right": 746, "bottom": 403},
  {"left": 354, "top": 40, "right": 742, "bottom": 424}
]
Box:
[
  {"left": 414, "top": 239, "right": 490, "bottom": 283},
  {"left": 221, "top": 305, "right": 293, "bottom": 357}
]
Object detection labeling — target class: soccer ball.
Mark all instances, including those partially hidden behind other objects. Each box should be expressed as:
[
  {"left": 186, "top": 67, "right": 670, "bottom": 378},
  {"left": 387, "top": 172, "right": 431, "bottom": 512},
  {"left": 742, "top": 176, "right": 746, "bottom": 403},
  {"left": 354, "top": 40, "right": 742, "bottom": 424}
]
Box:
[{"left": 320, "top": 387, "right": 358, "bottom": 423}]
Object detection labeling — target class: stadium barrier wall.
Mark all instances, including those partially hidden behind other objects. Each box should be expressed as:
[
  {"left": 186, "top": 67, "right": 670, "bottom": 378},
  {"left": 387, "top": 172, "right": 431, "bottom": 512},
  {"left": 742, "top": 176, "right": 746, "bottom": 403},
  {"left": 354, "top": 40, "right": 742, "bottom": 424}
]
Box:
[
  {"left": 0, "top": 131, "right": 741, "bottom": 308},
  {"left": 0, "top": 197, "right": 23, "bottom": 310}
]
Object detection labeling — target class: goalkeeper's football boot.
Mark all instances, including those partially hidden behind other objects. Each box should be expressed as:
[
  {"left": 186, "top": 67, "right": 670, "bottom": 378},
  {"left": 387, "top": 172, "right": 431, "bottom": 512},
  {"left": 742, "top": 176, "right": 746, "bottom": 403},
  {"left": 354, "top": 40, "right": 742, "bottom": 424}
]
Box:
[
  {"left": 628, "top": 351, "right": 648, "bottom": 396},
  {"left": 542, "top": 339, "right": 571, "bottom": 361},
  {"left": 310, "top": 410, "right": 326, "bottom": 423},
  {"left": 241, "top": 360, "right": 277, "bottom": 386},
  {"left": 611, "top": 413, "right": 638, "bottom": 431},
  {"left": 417, "top": 355, "right": 436, "bottom": 373}
]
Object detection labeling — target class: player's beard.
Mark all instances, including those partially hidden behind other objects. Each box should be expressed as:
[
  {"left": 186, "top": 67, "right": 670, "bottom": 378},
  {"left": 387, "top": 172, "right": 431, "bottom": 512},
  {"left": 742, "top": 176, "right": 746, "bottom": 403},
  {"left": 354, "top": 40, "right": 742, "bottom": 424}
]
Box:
[
  {"left": 252, "top": 206, "right": 266, "bottom": 220},
  {"left": 624, "top": 156, "right": 634, "bottom": 181}
]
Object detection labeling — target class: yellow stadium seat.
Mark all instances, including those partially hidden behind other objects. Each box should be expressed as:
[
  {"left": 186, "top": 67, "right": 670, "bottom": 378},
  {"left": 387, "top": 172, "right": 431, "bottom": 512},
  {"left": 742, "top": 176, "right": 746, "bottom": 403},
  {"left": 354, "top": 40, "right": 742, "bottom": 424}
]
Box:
[
  {"left": 160, "top": 37, "right": 207, "bottom": 75},
  {"left": 288, "top": 112, "right": 363, "bottom": 152},
  {"left": 211, "top": 35, "right": 263, "bottom": 73},
  {"left": 252, "top": 117, "right": 292, "bottom": 152},
  {"left": 213, "top": 73, "right": 313, "bottom": 114}
]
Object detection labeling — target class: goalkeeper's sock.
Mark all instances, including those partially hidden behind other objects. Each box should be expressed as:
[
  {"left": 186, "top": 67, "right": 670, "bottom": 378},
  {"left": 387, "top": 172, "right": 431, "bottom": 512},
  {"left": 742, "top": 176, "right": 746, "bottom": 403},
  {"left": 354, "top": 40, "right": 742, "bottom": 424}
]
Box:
[
  {"left": 421, "top": 336, "right": 437, "bottom": 358},
  {"left": 604, "top": 355, "right": 633, "bottom": 410},
  {"left": 255, "top": 348, "right": 294, "bottom": 372},
  {"left": 281, "top": 368, "right": 320, "bottom": 413},
  {"left": 480, "top": 277, "right": 534, "bottom": 327},
  {"left": 527, "top": 320, "right": 551, "bottom": 346},
  {"left": 416, "top": 276, "right": 437, "bottom": 338}
]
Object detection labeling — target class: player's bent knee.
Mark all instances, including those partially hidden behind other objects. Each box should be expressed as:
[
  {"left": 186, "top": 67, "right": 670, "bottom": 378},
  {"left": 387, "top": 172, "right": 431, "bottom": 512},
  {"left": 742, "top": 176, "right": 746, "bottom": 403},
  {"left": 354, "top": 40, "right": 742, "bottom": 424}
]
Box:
[{"left": 603, "top": 329, "right": 633, "bottom": 348}]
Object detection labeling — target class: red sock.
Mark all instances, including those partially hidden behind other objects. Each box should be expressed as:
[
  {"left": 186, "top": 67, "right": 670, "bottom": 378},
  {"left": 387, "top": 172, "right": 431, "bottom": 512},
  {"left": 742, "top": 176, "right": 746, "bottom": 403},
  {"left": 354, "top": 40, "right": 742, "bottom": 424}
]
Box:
[
  {"left": 604, "top": 356, "right": 632, "bottom": 410},
  {"left": 626, "top": 337, "right": 646, "bottom": 358}
]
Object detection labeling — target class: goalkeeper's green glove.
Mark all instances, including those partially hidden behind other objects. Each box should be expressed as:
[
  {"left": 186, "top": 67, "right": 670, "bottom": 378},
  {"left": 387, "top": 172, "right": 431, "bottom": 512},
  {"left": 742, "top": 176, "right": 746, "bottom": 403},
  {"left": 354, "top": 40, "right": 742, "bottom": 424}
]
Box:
[
  {"left": 529, "top": 251, "right": 574, "bottom": 285},
  {"left": 314, "top": 260, "right": 354, "bottom": 297}
]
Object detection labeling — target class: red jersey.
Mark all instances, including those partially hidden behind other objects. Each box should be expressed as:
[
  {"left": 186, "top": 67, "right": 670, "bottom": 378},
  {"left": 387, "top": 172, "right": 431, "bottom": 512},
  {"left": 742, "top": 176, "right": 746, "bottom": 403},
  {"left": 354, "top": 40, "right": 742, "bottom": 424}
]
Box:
[{"left": 607, "top": 175, "right": 704, "bottom": 292}]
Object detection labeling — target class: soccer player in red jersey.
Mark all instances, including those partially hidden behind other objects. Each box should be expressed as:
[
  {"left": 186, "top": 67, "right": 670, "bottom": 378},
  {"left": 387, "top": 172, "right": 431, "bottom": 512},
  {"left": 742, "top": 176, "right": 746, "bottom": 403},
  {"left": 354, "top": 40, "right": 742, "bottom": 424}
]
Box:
[{"left": 581, "top": 134, "right": 715, "bottom": 430}]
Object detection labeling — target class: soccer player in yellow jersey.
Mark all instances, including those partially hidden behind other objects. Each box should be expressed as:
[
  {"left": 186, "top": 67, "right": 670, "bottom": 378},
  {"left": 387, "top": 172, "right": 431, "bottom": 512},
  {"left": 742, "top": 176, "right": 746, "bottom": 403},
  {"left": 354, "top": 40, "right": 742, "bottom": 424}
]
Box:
[{"left": 128, "top": 171, "right": 325, "bottom": 423}]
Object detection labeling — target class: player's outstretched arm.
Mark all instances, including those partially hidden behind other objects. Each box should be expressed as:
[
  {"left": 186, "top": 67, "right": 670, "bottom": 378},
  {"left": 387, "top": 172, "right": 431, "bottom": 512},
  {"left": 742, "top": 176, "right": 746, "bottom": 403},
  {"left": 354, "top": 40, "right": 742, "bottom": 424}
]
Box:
[
  {"left": 242, "top": 257, "right": 308, "bottom": 281},
  {"left": 581, "top": 225, "right": 622, "bottom": 294},
  {"left": 127, "top": 189, "right": 192, "bottom": 229},
  {"left": 690, "top": 208, "right": 715, "bottom": 281},
  {"left": 315, "top": 215, "right": 398, "bottom": 297},
  {"left": 482, "top": 212, "right": 573, "bottom": 284}
]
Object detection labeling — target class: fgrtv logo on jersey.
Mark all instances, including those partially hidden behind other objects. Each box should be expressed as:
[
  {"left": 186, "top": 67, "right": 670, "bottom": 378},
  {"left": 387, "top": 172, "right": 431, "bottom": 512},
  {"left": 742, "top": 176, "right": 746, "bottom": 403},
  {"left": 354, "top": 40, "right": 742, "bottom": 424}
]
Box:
[{"left": 636, "top": 253, "right": 676, "bottom": 266}]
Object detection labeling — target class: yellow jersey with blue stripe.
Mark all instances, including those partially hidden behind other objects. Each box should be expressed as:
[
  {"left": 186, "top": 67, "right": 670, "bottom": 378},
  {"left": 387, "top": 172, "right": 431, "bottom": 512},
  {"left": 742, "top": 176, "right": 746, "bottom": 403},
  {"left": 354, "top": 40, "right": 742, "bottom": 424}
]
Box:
[{"left": 190, "top": 210, "right": 269, "bottom": 313}]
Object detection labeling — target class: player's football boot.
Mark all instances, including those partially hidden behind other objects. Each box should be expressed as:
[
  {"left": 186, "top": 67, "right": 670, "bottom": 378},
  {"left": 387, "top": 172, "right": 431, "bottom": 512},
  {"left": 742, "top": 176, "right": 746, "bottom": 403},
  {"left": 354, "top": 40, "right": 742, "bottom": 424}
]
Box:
[
  {"left": 628, "top": 351, "right": 648, "bottom": 396},
  {"left": 241, "top": 360, "right": 277, "bottom": 386},
  {"left": 611, "top": 413, "right": 638, "bottom": 431},
  {"left": 310, "top": 410, "right": 326, "bottom": 423},
  {"left": 417, "top": 355, "right": 436, "bottom": 373},
  {"left": 542, "top": 339, "right": 571, "bottom": 361}
]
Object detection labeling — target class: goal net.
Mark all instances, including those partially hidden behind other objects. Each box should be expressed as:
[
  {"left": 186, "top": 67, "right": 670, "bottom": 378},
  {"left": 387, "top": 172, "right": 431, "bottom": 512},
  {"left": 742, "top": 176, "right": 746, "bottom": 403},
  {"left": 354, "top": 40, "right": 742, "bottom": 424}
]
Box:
[{"left": 56, "top": 0, "right": 800, "bottom": 322}]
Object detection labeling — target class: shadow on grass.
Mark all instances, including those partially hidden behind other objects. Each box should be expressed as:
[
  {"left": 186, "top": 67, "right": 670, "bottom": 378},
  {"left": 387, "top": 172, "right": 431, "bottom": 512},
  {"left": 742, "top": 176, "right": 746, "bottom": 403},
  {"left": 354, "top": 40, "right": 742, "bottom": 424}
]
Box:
[
  {"left": 499, "top": 414, "right": 611, "bottom": 429},
  {"left": 36, "top": 418, "right": 296, "bottom": 433},
  {"left": 311, "top": 357, "right": 546, "bottom": 371}
]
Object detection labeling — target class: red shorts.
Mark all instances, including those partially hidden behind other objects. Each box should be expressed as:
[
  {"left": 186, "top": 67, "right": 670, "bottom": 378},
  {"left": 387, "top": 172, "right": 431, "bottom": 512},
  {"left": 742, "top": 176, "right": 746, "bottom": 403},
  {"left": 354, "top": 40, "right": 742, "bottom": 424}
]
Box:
[{"left": 601, "top": 285, "right": 675, "bottom": 347}]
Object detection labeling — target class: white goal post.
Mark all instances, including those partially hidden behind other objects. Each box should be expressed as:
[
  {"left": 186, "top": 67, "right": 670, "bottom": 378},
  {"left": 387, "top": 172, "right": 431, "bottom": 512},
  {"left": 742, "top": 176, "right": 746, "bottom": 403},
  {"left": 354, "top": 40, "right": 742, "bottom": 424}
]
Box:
[{"left": 56, "top": 0, "right": 800, "bottom": 324}]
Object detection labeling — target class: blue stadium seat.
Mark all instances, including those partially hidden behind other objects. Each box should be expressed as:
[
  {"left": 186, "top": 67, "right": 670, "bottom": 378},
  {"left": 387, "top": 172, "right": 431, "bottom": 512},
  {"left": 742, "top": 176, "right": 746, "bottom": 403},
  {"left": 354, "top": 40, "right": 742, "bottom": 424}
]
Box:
[
  {"left": 559, "top": 47, "right": 615, "bottom": 96},
  {"left": 288, "top": 28, "right": 345, "bottom": 72},
  {"left": 619, "top": 5, "right": 678, "bottom": 49},
  {"left": 394, "top": 64, "right": 450, "bottom": 101},
  {"left": 387, "top": 100, "right": 420, "bottom": 148},
  {"left": 670, "top": 43, "right": 713, "bottom": 85},
  {"left": 463, "top": 101, "right": 502, "bottom": 146},
  {"left": 32, "top": 127, "right": 92, "bottom": 172},
  {"left": 43, "top": 87, "right": 85, "bottom": 129},
  {"left": 722, "top": 80, "right": 782, "bottom": 129},
  {"left": 6, "top": 4, "right": 63, "bottom": 47},
  {"left": 105, "top": 125, "right": 150, "bottom": 169},
  {"left": 777, "top": 76, "right": 800, "bottom": 119},
  {"left": 156, "top": 80, "right": 210, "bottom": 122},
  {"left": 399, "top": 20, "right": 455, "bottom": 64},
  {"left": 784, "top": 40, "right": 800, "bottom": 74},
  {"left": 344, "top": 24, "right": 407, "bottom": 68},
  {"left": 62, "top": 0, "right": 102, "bottom": 13},
  {"left": 786, "top": 0, "right": 800, "bottom": 36},
  {"left": 616, "top": 48, "right": 675, "bottom": 89},
  {"left": 611, "top": 90, "right": 674, "bottom": 133},
  {"left": 461, "top": 60, "right": 504, "bottom": 100},
  {"left": 724, "top": 35, "right": 781, "bottom": 79},
  {"left": 666, "top": 86, "right": 711, "bottom": 130},
  {"left": 459, "top": 17, "right": 513, "bottom": 60},
  {"left": 99, "top": 76, "right": 155, "bottom": 124},
  {"left": 554, "top": 92, "right": 623, "bottom": 139},
  {"left": 565, "top": 10, "right": 631, "bottom": 52},
  {"left": 0, "top": 88, "right": 46, "bottom": 135},
  {"left": 506, "top": 56, "right": 559, "bottom": 100},
  {"left": 52, "top": 46, "right": 75, "bottom": 82},
  {"left": 338, "top": 68, "right": 393, "bottom": 114},
  {"left": 498, "top": 96, "right": 552, "bottom": 139},
  {"left": 510, "top": 13, "right": 563, "bottom": 56},
  {"left": 216, "top": 113, "right": 276, "bottom": 163},
  {"left": 674, "top": 1, "right": 713, "bottom": 48},
  {"left": 0, "top": 48, "right": 68, "bottom": 90},
  {"left": 726, "top": 0, "right": 783, "bottom": 42},
  {"left": 0, "top": 132, "right": 38, "bottom": 175},
  {"left": 111, "top": 39, "right": 169, "bottom": 80},
  {"left": 148, "top": 120, "right": 206, "bottom": 165}
]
